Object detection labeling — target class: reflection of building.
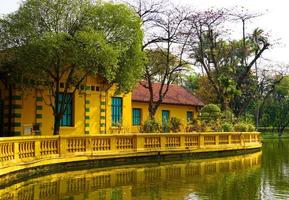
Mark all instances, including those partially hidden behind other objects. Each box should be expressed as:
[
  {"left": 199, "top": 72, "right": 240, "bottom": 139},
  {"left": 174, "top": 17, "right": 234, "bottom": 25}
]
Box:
[
  {"left": 0, "top": 152, "right": 261, "bottom": 200},
  {"left": 0, "top": 78, "right": 203, "bottom": 136}
]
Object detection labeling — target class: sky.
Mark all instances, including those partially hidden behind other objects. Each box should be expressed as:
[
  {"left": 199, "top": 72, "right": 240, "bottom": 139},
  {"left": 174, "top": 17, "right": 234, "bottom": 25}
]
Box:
[{"left": 0, "top": 0, "right": 288, "bottom": 66}]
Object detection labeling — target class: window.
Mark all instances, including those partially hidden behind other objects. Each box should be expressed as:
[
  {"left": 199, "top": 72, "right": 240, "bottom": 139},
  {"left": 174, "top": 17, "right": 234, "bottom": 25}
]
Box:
[
  {"left": 132, "top": 108, "right": 141, "bottom": 125},
  {"left": 187, "top": 111, "right": 193, "bottom": 123},
  {"left": 111, "top": 97, "right": 122, "bottom": 126},
  {"left": 58, "top": 93, "right": 73, "bottom": 126},
  {"left": 162, "top": 110, "right": 170, "bottom": 132},
  {"left": 162, "top": 110, "right": 170, "bottom": 125}
]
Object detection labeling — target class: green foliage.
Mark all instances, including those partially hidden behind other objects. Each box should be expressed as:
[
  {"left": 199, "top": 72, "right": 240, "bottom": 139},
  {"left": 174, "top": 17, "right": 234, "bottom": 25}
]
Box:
[
  {"left": 186, "top": 119, "right": 205, "bottom": 132},
  {"left": 222, "top": 109, "right": 234, "bottom": 122},
  {"left": 162, "top": 121, "right": 171, "bottom": 133},
  {"left": 140, "top": 119, "right": 161, "bottom": 133},
  {"left": 201, "top": 104, "right": 221, "bottom": 120},
  {"left": 0, "top": 0, "right": 144, "bottom": 134},
  {"left": 0, "top": 0, "right": 144, "bottom": 93},
  {"left": 170, "top": 117, "right": 181, "bottom": 133},
  {"left": 259, "top": 76, "right": 289, "bottom": 134},
  {"left": 247, "top": 124, "right": 256, "bottom": 132},
  {"left": 234, "top": 122, "right": 248, "bottom": 132},
  {"left": 222, "top": 122, "right": 234, "bottom": 132}
]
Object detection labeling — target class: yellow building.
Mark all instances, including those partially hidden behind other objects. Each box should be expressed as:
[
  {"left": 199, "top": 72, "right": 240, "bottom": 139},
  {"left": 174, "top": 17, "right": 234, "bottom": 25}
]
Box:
[
  {"left": 131, "top": 82, "right": 204, "bottom": 132},
  {"left": 0, "top": 77, "right": 203, "bottom": 136}
]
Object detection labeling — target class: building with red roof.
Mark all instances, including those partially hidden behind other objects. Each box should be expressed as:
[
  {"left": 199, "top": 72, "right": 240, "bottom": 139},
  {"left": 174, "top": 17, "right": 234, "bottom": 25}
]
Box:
[{"left": 131, "top": 82, "right": 204, "bottom": 132}]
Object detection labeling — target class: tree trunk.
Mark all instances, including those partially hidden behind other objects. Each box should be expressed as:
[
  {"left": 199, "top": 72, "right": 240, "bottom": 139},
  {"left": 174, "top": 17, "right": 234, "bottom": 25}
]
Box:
[
  {"left": 53, "top": 114, "right": 61, "bottom": 135},
  {"left": 254, "top": 100, "right": 260, "bottom": 129},
  {"left": 53, "top": 76, "right": 60, "bottom": 135},
  {"left": 148, "top": 103, "right": 157, "bottom": 120}
]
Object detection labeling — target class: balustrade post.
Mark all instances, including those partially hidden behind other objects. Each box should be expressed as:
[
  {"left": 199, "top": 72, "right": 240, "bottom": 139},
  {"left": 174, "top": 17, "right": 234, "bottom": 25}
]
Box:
[
  {"left": 59, "top": 136, "right": 68, "bottom": 157},
  {"left": 240, "top": 133, "right": 244, "bottom": 146},
  {"left": 111, "top": 137, "right": 117, "bottom": 152},
  {"left": 160, "top": 134, "right": 166, "bottom": 150},
  {"left": 34, "top": 139, "right": 41, "bottom": 159},
  {"left": 180, "top": 134, "right": 186, "bottom": 150},
  {"left": 14, "top": 141, "right": 20, "bottom": 162},
  {"left": 215, "top": 134, "right": 219, "bottom": 145},
  {"left": 86, "top": 137, "right": 92, "bottom": 155},
  {"left": 228, "top": 134, "right": 232, "bottom": 145},
  {"left": 199, "top": 134, "right": 204, "bottom": 149},
  {"left": 135, "top": 134, "right": 144, "bottom": 152}
]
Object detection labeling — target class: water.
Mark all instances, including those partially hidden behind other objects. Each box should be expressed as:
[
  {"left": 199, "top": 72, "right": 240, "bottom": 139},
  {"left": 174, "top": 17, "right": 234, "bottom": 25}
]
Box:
[{"left": 1, "top": 139, "right": 289, "bottom": 200}]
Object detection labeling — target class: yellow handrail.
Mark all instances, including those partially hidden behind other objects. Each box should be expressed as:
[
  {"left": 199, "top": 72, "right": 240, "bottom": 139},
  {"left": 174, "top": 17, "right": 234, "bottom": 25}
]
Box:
[{"left": 0, "top": 132, "right": 261, "bottom": 176}]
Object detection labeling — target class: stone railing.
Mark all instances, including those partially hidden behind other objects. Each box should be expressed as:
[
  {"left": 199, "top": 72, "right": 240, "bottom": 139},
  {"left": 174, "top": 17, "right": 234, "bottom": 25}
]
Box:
[{"left": 0, "top": 132, "right": 261, "bottom": 176}]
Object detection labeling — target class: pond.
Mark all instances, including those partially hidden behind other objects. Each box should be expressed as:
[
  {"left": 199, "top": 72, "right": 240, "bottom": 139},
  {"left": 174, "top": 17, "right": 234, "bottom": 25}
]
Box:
[{"left": 0, "top": 139, "right": 288, "bottom": 200}]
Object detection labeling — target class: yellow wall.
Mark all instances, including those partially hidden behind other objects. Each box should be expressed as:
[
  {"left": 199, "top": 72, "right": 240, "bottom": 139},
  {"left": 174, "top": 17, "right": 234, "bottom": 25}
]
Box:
[
  {"left": 1, "top": 75, "right": 133, "bottom": 136},
  {"left": 131, "top": 101, "right": 199, "bottom": 133},
  {"left": 0, "top": 77, "right": 201, "bottom": 136}
]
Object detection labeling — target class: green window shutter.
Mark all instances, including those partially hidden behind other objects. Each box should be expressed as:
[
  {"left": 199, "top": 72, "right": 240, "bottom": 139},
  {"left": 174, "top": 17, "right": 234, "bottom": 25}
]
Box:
[
  {"left": 187, "top": 111, "right": 193, "bottom": 122},
  {"left": 132, "top": 108, "right": 141, "bottom": 125},
  {"left": 58, "top": 93, "right": 73, "bottom": 126},
  {"left": 111, "top": 97, "right": 122, "bottom": 126}
]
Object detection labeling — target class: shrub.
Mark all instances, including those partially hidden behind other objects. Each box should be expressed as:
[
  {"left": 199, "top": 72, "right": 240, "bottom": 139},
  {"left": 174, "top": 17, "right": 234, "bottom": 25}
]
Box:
[
  {"left": 222, "top": 122, "right": 233, "bottom": 132},
  {"left": 234, "top": 122, "right": 248, "bottom": 132},
  {"left": 186, "top": 119, "right": 204, "bottom": 132},
  {"left": 162, "top": 121, "right": 170, "bottom": 133},
  {"left": 140, "top": 119, "right": 161, "bottom": 133},
  {"left": 200, "top": 104, "right": 221, "bottom": 120},
  {"left": 222, "top": 109, "right": 234, "bottom": 122},
  {"left": 247, "top": 124, "right": 256, "bottom": 132},
  {"left": 170, "top": 117, "right": 182, "bottom": 132}
]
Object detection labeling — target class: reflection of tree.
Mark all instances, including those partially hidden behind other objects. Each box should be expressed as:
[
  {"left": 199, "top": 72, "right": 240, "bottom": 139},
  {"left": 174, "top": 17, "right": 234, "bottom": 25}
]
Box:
[
  {"left": 261, "top": 140, "right": 289, "bottom": 197},
  {"left": 0, "top": 152, "right": 262, "bottom": 200},
  {"left": 189, "top": 167, "right": 261, "bottom": 200}
]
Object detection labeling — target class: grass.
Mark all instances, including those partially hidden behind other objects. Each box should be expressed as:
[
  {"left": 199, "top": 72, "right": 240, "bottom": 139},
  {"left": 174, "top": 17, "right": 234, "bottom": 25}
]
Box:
[{"left": 261, "top": 132, "right": 289, "bottom": 139}]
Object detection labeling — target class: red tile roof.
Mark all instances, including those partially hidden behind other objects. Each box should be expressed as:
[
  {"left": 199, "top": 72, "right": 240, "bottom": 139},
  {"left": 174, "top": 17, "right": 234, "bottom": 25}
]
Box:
[{"left": 132, "top": 82, "right": 204, "bottom": 106}]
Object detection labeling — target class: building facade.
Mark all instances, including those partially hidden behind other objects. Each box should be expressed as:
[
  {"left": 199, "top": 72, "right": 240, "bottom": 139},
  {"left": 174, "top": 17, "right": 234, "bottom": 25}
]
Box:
[
  {"left": 0, "top": 77, "right": 203, "bottom": 136},
  {"left": 131, "top": 83, "right": 204, "bottom": 132}
]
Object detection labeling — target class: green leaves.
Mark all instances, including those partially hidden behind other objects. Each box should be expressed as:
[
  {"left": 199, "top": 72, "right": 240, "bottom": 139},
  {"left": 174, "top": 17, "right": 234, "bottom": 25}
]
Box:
[{"left": 0, "top": 0, "right": 144, "bottom": 93}]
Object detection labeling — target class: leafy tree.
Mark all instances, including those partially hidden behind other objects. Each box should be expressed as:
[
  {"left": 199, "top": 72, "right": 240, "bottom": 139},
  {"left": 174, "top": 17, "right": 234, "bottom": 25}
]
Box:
[
  {"left": 260, "top": 76, "right": 289, "bottom": 136},
  {"left": 0, "top": 0, "right": 143, "bottom": 135},
  {"left": 200, "top": 104, "right": 221, "bottom": 120},
  {"left": 187, "top": 9, "right": 270, "bottom": 115},
  {"left": 126, "top": 0, "right": 191, "bottom": 119}
]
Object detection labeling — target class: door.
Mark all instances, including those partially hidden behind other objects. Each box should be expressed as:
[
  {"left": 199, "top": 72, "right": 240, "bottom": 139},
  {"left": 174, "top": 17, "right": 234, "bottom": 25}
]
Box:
[{"left": 162, "top": 110, "right": 170, "bottom": 132}]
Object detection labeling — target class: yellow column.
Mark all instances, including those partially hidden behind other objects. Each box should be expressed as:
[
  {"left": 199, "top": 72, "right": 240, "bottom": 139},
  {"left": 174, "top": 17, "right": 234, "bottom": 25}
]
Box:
[
  {"left": 35, "top": 90, "right": 44, "bottom": 135},
  {"left": 85, "top": 94, "right": 91, "bottom": 135},
  {"left": 12, "top": 89, "right": 23, "bottom": 136},
  {"left": 100, "top": 91, "right": 106, "bottom": 134}
]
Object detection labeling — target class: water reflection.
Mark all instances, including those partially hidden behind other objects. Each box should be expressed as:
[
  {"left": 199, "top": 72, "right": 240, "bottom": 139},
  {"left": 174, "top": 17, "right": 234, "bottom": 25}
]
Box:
[
  {"left": 260, "top": 139, "right": 289, "bottom": 200},
  {"left": 0, "top": 151, "right": 261, "bottom": 200}
]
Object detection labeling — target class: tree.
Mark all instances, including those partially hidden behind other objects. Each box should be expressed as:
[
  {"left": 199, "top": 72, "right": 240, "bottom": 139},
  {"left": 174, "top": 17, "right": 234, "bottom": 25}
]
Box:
[
  {"left": 260, "top": 76, "right": 289, "bottom": 136},
  {"left": 184, "top": 74, "right": 218, "bottom": 105},
  {"left": 127, "top": 0, "right": 191, "bottom": 119},
  {"left": 187, "top": 9, "right": 270, "bottom": 115},
  {"left": 0, "top": 0, "right": 144, "bottom": 135}
]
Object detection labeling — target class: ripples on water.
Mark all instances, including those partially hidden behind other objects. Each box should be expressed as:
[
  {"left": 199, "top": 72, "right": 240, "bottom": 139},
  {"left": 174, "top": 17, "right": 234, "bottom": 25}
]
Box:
[{"left": 1, "top": 139, "right": 289, "bottom": 200}]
